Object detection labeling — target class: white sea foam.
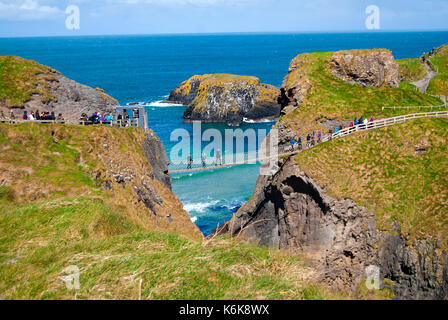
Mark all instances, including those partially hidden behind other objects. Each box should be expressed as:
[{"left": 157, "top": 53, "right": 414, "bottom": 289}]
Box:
[
  {"left": 183, "top": 200, "right": 220, "bottom": 213},
  {"left": 243, "top": 117, "right": 276, "bottom": 124},
  {"left": 147, "top": 100, "right": 184, "bottom": 107},
  {"left": 190, "top": 216, "right": 198, "bottom": 223},
  {"left": 126, "top": 100, "right": 185, "bottom": 107}
]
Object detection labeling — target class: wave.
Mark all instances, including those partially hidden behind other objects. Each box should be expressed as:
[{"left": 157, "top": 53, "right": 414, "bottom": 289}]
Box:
[
  {"left": 183, "top": 199, "right": 243, "bottom": 215},
  {"left": 243, "top": 117, "right": 276, "bottom": 124},
  {"left": 126, "top": 100, "right": 185, "bottom": 107},
  {"left": 183, "top": 200, "right": 220, "bottom": 213}
]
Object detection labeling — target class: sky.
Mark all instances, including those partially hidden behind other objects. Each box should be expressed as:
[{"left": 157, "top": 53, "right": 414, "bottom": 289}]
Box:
[{"left": 1, "top": 0, "right": 448, "bottom": 37}]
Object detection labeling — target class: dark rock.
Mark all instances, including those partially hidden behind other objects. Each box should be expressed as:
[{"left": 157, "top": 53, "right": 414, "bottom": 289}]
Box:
[
  {"left": 219, "top": 158, "right": 448, "bottom": 299},
  {"left": 142, "top": 131, "right": 172, "bottom": 190}
]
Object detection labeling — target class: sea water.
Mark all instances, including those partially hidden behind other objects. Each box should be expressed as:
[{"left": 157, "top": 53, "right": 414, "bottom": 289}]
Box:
[{"left": 1, "top": 32, "right": 447, "bottom": 235}]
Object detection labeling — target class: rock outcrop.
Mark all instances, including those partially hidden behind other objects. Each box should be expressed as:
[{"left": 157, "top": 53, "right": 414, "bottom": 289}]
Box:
[
  {"left": 142, "top": 130, "right": 172, "bottom": 190},
  {"left": 0, "top": 55, "right": 118, "bottom": 119},
  {"left": 278, "top": 53, "right": 314, "bottom": 113},
  {"left": 166, "top": 74, "right": 281, "bottom": 125},
  {"left": 328, "top": 49, "right": 400, "bottom": 88},
  {"left": 219, "top": 159, "right": 447, "bottom": 299}
]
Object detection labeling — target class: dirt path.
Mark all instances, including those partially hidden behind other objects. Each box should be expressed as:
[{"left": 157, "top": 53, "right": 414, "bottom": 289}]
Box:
[{"left": 412, "top": 60, "right": 438, "bottom": 93}]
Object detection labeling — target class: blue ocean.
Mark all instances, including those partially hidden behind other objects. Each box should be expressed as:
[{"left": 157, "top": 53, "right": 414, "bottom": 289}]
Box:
[{"left": 1, "top": 32, "right": 447, "bottom": 235}]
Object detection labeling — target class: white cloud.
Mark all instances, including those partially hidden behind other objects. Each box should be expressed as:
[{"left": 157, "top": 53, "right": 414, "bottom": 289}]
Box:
[{"left": 0, "top": 0, "right": 63, "bottom": 21}]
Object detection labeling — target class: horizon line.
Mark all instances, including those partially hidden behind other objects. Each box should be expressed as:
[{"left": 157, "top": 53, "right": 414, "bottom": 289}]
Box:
[{"left": 2, "top": 28, "right": 448, "bottom": 39}]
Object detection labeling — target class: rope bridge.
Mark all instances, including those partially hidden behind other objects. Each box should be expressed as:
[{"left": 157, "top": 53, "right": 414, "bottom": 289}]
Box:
[
  {"left": 168, "top": 111, "right": 448, "bottom": 174},
  {"left": 1, "top": 111, "right": 446, "bottom": 174}
]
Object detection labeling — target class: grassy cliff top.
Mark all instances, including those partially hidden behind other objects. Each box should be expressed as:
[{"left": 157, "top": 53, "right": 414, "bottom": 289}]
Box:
[
  {"left": 428, "top": 45, "right": 448, "bottom": 96},
  {"left": 0, "top": 123, "right": 369, "bottom": 300},
  {"left": 0, "top": 191, "right": 358, "bottom": 300},
  {"left": 0, "top": 123, "right": 200, "bottom": 240},
  {"left": 397, "top": 58, "right": 427, "bottom": 82},
  {"left": 294, "top": 117, "right": 448, "bottom": 244},
  {"left": 281, "top": 50, "right": 443, "bottom": 136},
  {"left": 0, "top": 55, "right": 59, "bottom": 108},
  {"left": 191, "top": 73, "right": 260, "bottom": 84}
]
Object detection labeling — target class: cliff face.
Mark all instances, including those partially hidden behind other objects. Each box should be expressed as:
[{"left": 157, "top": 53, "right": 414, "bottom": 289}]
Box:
[
  {"left": 221, "top": 158, "right": 447, "bottom": 299},
  {"left": 328, "top": 49, "right": 400, "bottom": 88},
  {"left": 167, "top": 74, "right": 281, "bottom": 125},
  {"left": 0, "top": 123, "right": 202, "bottom": 241},
  {"left": 220, "top": 48, "right": 447, "bottom": 299},
  {"left": 0, "top": 55, "right": 118, "bottom": 119}
]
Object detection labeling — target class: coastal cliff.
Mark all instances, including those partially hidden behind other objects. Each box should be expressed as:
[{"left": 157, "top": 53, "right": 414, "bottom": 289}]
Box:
[
  {"left": 0, "top": 123, "right": 202, "bottom": 240},
  {"left": 0, "top": 55, "right": 118, "bottom": 119},
  {"left": 166, "top": 74, "right": 281, "bottom": 125},
  {"left": 220, "top": 48, "right": 448, "bottom": 299}
]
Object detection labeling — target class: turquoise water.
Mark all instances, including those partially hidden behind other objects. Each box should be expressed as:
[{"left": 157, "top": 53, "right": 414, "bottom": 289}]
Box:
[{"left": 1, "top": 32, "right": 447, "bottom": 235}]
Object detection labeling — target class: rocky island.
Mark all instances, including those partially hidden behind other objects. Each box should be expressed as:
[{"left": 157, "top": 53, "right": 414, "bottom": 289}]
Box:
[{"left": 165, "top": 74, "right": 281, "bottom": 125}]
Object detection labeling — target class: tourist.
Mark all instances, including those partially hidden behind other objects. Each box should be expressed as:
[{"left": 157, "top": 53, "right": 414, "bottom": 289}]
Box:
[
  {"left": 363, "top": 118, "right": 369, "bottom": 125},
  {"left": 57, "top": 113, "right": 64, "bottom": 122},
  {"left": 334, "top": 127, "right": 338, "bottom": 134},
  {"left": 202, "top": 153, "right": 207, "bottom": 168},
  {"left": 354, "top": 117, "right": 358, "bottom": 126},
  {"left": 35, "top": 110, "right": 40, "bottom": 120},
  {"left": 21, "top": 111, "right": 28, "bottom": 120},
  {"left": 29, "top": 111, "right": 35, "bottom": 121},
  {"left": 290, "top": 138, "right": 296, "bottom": 151},
  {"left": 370, "top": 116, "right": 374, "bottom": 122},
  {"left": 298, "top": 137, "right": 302, "bottom": 150},
  {"left": 350, "top": 122, "right": 353, "bottom": 127},
  {"left": 50, "top": 111, "right": 56, "bottom": 121},
  {"left": 216, "top": 149, "right": 222, "bottom": 166},
  {"left": 317, "top": 131, "right": 322, "bottom": 143},
  {"left": 187, "top": 154, "right": 193, "bottom": 169},
  {"left": 105, "top": 114, "right": 113, "bottom": 121},
  {"left": 306, "top": 134, "right": 311, "bottom": 148},
  {"left": 9, "top": 109, "right": 15, "bottom": 120}
]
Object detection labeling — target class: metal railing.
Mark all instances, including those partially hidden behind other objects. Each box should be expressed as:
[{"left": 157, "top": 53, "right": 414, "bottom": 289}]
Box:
[{"left": 322, "top": 111, "right": 448, "bottom": 142}]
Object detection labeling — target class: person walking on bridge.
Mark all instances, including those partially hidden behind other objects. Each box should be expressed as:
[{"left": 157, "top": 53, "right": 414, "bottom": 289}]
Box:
[
  {"left": 202, "top": 153, "right": 207, "bottom": 168},
  {"left": 216, "top": 149, "right": 222, "bottom": 166},
  {"left": 187, "top": 154, "right": 192, "bottom": 169}
]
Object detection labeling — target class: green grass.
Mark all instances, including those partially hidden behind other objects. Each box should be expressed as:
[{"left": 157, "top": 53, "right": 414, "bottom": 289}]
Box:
[
  {"left": 0, "top": 193, "right": 348, "bottom": 300},
  {"left": 282, "top": 51, "right": 443, "bottom": 136},
  {"left": 397, "top": 58, "right": 427, "bottom": 82},
  {"left": 294, "top": 118, "right": 448, "bottom": 244},
  {"left": 0, "top": 55, "right": 58, "bottom": 108},
  {"left": 0, "top": 123, "right": 358, "bottom": 300},
  {"left": 427, "top": 45, "right": 448, "bottom": 96}
]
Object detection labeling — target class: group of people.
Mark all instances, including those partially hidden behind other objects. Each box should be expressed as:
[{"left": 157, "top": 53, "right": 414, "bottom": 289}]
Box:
[
  {"left": 421, "top": 47, "right": 437, "bottom": 63},
  {"left": 186, "top": 149, "right": 223, "bottom": 169},
  {"left": 7, "top": 109, "right": 64, "bottom": 122},
  {"left": 289, "top": 115, "right": 375, "bottom": 152},
  {"left": 290, "top": 130, "right": 322, "bottom": 151},
  {"left": 80, "top": 112, "right": 114, "bottom": 125}
]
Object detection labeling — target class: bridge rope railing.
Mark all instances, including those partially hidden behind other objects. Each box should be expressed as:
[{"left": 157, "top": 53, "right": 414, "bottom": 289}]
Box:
[
  {"left": 0, "top": 118, "right": 140, "bottom": 127},
  {"left": 168, "top": 111, "right": 448, "bottom": 173}
]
